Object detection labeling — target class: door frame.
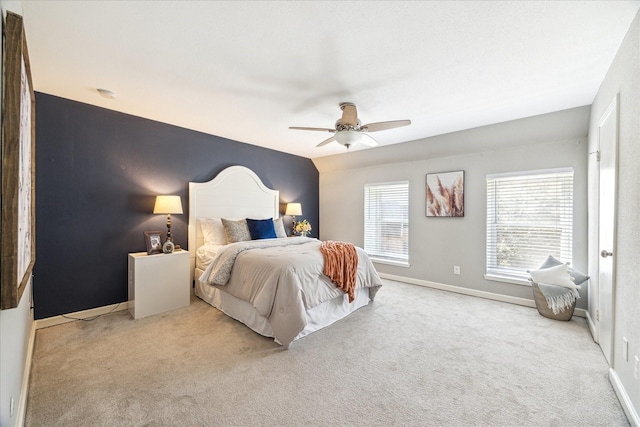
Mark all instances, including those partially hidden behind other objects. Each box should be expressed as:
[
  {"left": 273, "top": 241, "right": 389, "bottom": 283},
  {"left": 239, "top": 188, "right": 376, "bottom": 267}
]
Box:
[{"left": 596, "top": 94, "right": 619, "bottom": 364}]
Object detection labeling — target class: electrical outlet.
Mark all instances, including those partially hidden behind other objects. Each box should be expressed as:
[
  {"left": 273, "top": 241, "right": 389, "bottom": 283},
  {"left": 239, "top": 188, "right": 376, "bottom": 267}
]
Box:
[
  {"left": 10, "top": 397, "right": 14, "bottom": 417},
  {"left": 453, "top": 266, "right": 460, "bottom": 275},
  {"left": 623, "top": 337, "right": 628, "bottom": 361}
]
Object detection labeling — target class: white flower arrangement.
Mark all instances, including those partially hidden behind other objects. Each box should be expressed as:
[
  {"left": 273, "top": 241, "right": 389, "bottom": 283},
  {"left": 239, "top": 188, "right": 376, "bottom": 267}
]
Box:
[{"left": 295, "top": 219, "right": 312, "bottom": 236}]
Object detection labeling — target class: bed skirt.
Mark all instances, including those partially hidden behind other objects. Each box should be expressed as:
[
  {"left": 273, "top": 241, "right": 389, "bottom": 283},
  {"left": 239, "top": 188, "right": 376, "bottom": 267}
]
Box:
[{"left": 195, "top": 268, "right": 372, "bottom": 346}]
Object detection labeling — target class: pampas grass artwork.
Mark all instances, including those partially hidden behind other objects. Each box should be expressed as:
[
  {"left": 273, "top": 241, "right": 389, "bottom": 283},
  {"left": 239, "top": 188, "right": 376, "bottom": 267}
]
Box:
[{"left": 426, "top": 170, "right": 464, "bottom": 217}]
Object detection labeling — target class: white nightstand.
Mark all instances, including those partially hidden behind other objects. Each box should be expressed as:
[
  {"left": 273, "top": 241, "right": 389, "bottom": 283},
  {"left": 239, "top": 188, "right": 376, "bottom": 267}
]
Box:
[{"left": 128, "top": 250, "right": 190, "bottom": 319}]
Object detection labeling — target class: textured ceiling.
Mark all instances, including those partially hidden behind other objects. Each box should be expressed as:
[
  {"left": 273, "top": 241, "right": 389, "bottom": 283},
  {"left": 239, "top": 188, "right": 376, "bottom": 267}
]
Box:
[{"left": 19, "top": 1, "right": 640, "bottom": 159}]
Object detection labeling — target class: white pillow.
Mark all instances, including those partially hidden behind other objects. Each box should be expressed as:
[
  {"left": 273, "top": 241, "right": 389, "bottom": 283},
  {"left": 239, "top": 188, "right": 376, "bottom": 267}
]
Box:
[
  {"left": 273, "top": 217, "right": 287, "bottom": 238},
  {"left": 199, "top": 218, "right": 227, "bottom": 245},
  {"left": 530, "top": 263, "right": 580, "bottom": 290}
]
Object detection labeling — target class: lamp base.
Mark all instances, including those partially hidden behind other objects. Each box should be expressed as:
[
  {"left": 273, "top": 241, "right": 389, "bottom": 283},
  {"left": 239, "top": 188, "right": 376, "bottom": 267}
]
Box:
[{"left": 166, "top": 213, "right": 173, "bottom": 242}]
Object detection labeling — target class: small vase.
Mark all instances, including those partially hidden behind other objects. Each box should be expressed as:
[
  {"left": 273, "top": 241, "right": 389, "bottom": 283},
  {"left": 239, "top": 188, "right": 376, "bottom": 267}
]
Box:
[
  {"left": 162, "top": 240, "right": 175, "bottom": 254},
  {"left": 299, "top": 231, "right": 308, "bottom": 237}
]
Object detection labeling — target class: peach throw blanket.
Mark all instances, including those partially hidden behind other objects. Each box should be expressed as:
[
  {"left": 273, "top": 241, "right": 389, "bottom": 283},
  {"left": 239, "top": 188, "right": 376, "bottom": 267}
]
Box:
[{"left": 320, "top": 241, "right": 358, "bottom": 302}]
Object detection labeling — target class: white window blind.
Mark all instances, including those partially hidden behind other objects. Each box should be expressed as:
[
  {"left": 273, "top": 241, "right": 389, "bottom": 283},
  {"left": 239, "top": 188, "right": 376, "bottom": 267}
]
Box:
[
  {"left": 486, "top": 168, "right": 573, "bottom": 281},
  {"left": 364, "top": 181, "right": 409, "bottom": 265}
]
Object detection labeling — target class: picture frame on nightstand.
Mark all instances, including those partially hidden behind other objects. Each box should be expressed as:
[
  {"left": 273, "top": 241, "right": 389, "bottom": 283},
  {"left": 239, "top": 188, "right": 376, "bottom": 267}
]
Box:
[{"left": 143, "top": 230, "right": 165, "bottom": 255}]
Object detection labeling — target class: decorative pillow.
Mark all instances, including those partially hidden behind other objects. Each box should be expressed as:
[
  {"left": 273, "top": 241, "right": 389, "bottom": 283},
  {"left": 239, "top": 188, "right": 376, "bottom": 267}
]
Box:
[
  {"left": 539, "top": 255, "right": 589, "bottom": 286},
  {"left": 221, "top": 218, "right": 251, "bottom": 243},
  {"left": 246, "top": 218, "right": 277, "bottom": 240},
  {"left": 199, "top": 218, "right": 226, "bottom": 245},
  {"left": 273, "top": 217, "right": 287, "bottom": 238},
  {"left": 530, "top": 263, "right": 579, "bottom": 290}
]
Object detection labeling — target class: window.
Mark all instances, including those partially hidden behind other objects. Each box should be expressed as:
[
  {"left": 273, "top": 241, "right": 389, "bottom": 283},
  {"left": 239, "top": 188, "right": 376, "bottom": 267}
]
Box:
[
  {"left": 364, "top": 181, "right": 409, "bottom": 266},
  {"left": 486, "top": 168, "right": 573, "bottom": 283}
]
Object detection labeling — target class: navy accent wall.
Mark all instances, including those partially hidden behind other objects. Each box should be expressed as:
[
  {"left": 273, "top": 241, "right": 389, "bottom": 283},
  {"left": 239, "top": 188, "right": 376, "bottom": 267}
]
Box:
[{"left": 34, "top": 93, "right": 319, "bottom": 319}]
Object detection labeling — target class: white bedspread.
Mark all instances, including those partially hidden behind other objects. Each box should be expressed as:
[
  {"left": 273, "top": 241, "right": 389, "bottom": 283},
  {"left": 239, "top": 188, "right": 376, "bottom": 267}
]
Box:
[
  {"left": 198, "top": 237, "right": 382, "bottom": 347},
  {"left": 196, "top": 244, "right": 224, "bottom": 270}
]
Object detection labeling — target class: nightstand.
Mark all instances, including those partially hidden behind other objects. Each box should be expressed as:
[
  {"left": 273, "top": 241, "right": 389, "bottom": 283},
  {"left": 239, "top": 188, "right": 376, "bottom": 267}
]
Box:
[{"left": 128, "top": 250, "right": 190, "bottom": 319}]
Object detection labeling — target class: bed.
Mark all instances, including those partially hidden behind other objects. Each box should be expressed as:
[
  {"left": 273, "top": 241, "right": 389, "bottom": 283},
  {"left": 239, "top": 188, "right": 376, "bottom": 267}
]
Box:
[{"left": 189, "top": 166, "right": 382, "bottom": 348}]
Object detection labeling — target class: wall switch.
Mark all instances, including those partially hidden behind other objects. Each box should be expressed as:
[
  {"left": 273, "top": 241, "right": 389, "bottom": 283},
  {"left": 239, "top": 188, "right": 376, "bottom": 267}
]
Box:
[
  {"left": 10, "top": 397, "right": 14, "bottom": 417},
  {"left": 453, "top": 266, "right": 460, "bottom": 275},
  {"left": 634, "top": 355, "right": 639, "bottom": 380},
  {"left": 623, "top": 337, "right": 628, "bottom": 361}
]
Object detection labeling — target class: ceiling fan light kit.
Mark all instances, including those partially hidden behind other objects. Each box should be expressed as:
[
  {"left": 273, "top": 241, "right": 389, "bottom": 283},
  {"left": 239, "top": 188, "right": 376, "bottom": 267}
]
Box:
[
  {"left": 289, "top": 102, "right": 411, "bottom": 149},
  {"left": 334, "top": 130, "right": 362, "bottom": 148}
]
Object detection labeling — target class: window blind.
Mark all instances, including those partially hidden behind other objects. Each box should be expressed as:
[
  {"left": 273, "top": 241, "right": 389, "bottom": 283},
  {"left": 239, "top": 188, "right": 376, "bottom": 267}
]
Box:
[
  {"left": 364, "top": 181, "right": 409, "bottom": 265},
  {"left": 486, "top": 168, "right": 573, "bottom": 281}
]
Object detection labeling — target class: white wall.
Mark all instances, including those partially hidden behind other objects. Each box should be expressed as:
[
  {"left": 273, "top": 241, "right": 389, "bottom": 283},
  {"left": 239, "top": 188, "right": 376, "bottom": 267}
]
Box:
[
  {"left": 314, "top": 106, "right": 589, "bottom": 307},
  {"left": 0, "top": 2, "right": 34, "bottom": 426},
  {"left": 588, "top": 10, "right": 640, "bottom": 421},
  {"left": 0, "top": 280, "right": 32, "bottom": 427}
]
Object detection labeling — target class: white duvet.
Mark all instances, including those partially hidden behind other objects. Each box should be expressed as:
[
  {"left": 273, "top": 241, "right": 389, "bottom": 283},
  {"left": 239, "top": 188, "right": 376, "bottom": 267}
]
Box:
[{"left": 199, "top": 237, "right": 382, "bottom": 347}]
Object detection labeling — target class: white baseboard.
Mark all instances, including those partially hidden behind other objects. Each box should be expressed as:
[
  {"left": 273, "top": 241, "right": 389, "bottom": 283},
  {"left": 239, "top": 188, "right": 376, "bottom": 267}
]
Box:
[
  {"left": 610, "top": 368, "right": 640, "bottom": 426},
  {"left": 586, "top": 310, "right": 598, "bottom": 343},
  {"left": 15, "top": 321, "right": 36, "bottom": 427},
  {"left": 379, "top": 273, "right": 587, "bottom": 318},
  {"left": 34, "top": 301, "right": 131, "bottom": 330}
]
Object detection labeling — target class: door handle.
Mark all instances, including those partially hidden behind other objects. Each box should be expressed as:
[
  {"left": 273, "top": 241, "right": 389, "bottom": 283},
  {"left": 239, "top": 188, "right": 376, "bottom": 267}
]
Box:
[{"left": 600, "top": 250, "right": 613, "bottom": 258}]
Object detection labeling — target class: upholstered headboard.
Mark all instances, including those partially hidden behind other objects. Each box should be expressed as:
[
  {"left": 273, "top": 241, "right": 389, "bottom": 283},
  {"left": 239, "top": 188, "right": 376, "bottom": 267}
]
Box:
[{"left": 188, "top": 166, "right": 279, "bottom": 275}]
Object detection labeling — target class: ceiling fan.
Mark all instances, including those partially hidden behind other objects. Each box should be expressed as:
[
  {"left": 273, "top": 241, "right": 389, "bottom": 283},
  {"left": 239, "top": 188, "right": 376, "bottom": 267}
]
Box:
[{"left": 289, "top": 102, "right": 411, "bottom": 149}]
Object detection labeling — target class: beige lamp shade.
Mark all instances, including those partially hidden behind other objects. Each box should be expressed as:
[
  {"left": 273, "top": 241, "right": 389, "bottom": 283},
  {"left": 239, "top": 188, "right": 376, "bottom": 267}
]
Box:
[
  {"left": 285, "top": 203, "right": 302, "bottom": 216},
  {"left": 153, "top": 195, "right": 183, "bottom": 214},
  {"left": 154, "top": 195, "right": 183, "bottom": 244}
]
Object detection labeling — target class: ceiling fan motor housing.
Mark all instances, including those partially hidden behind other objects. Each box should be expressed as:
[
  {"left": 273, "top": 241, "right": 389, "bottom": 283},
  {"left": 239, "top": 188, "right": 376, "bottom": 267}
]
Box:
[{"left": 335, "top": 119, "right": 362, "bottom": 132}]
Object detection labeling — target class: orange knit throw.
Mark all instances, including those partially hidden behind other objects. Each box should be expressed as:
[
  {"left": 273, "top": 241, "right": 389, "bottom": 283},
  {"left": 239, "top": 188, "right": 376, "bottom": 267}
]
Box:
[{"left": 320, "top": 241, "right": 358, "bottom": 302}]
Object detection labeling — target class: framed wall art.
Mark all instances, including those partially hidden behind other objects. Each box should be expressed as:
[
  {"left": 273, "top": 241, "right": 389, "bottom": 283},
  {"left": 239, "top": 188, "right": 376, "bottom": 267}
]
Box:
[
  {"left": 1, "top": 12, "right": 36, "bottom": 309},
  {"left": 426, "top": 170, "right": 464, "bottom": 217}
]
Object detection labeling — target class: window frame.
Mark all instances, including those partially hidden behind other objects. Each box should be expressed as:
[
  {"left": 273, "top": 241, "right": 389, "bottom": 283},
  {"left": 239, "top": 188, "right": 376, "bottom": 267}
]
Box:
[
  {"left": 485, "top": 167, "right": 574, "bottom": 285},
  {"left": 364, "top": 181, "right": 410, "bottom": 267}
]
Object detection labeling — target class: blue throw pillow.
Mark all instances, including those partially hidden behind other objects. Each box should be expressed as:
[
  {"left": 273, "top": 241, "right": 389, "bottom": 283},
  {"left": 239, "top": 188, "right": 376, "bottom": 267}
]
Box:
[{"left": 246, "top": 218, "right": 277, "bottom": 240}]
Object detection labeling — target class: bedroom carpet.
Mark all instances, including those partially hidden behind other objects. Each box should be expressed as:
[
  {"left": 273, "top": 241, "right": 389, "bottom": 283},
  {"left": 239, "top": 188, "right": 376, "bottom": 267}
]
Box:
[{"left": 25, "top": 280, "right": 628, "bottom": 426}]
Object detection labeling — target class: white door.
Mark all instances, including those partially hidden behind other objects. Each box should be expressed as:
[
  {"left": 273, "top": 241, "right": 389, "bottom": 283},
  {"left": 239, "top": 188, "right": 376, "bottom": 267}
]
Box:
[{"left": 598, "top": 95, "right": 618, "bottom": 365}]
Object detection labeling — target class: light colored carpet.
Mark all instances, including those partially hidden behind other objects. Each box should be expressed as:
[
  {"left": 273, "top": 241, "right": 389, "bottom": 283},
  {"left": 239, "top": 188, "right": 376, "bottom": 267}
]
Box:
[{"left": 25, "top": 280, "right": 628, "bottom": 426}]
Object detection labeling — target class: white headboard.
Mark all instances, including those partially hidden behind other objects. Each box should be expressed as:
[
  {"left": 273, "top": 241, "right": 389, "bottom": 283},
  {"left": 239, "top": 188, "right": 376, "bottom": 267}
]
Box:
[{"left": 188, "top": 165, "right": 279, "bottom": 262}]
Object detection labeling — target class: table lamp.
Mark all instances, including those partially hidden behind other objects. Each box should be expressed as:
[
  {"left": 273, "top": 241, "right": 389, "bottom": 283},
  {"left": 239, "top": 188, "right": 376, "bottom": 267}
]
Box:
[
  {"left": 285, "top": 202, "right": 302, "bottom": 234},
  {"left": 153, "top": 195, "right": 183, "bottom": 242}
]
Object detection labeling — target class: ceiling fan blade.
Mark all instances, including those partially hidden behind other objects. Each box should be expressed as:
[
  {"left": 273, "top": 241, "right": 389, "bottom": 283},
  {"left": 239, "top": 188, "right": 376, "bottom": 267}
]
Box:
[
  {"left": 289, "top": 126, "right": 336, "bottom": 132},
  {"left": 316, "top": 135, "right": 336, "bottom": 147},
  {"left": 359, "top": 133, "right": 378, "bottom": 147},
  {"left": 340, "top": 103, "right": 358, "bottom": 126},
  {"left": 362, "top": 119, "right": 411, "bottom": 132}
]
